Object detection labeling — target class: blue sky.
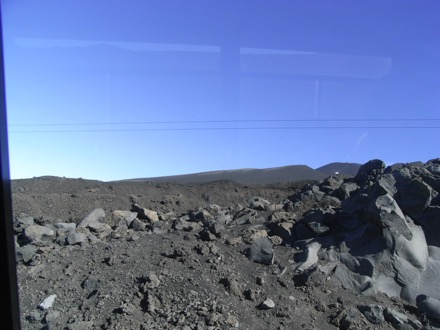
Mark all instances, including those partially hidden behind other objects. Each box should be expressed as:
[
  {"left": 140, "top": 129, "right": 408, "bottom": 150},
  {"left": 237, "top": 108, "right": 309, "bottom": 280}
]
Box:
[{"left": 2, "top": 1, "right": 439, "bottom": 181}]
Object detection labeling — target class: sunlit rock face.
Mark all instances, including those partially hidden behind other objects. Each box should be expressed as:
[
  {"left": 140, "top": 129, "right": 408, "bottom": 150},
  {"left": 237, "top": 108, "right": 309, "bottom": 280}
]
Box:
[{"left": 289, "top": 158, "right": 440, "bottom": 317}]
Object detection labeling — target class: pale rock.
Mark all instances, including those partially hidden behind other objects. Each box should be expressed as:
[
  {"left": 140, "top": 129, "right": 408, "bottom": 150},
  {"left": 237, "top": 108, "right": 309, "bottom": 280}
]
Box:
[
  {"left": 268, "top": 203, "right": 284, "bottom": 212},
  {"left": 248, "top": 196, "right": 270, "bottom": 211},
  {"left": 112, "top": 210, "right": 137, "bottom": 227},
  {"left": 216, "top": 212, "right": 233, "bottom": 225},
  {"left": 269, "top": 235, "right": 283, "bottom": 246},
  {"left": 160, "top": 211, "right": 176, "bottom": 221},
  {"left": 38, "top": 294, "right": 56, "bottom": 310},
  {"left": 140, "top": 208, "right": 159, "bottom": 222},
  {"left": 23, "top": 224, "right": 55, "bottom": 245},
  {"left": 273, "top": 221, "right": 294, "bottom": 243},
  {"left": 66, "top": 232, "right": 87, "bottom": 245},
  {"left": 395, "top": 222, "right": 428, "bottom": 270},
  {"left": 78, "top": 208, "right": 105, "bottom": 228},
  {"left": 142, "top": 272, "right": 161, "bottom": 290},
  {"left": 297, "top": 241, "right": 321, "bottom": 272},
  {"left": 225, "top": 315, "right": 239, "bottom": 328},
  {"left": 419, "top": 258, "right": 440, "bottom": 301},
  {"left": 17, "top": 216, "right": 35, "bottom": 228},
  {"left": 393, "top": 256, "right": 421, "bottom": 294},
  {"left": 55, "top": 222, "right": 76, "bottom": 231},
  {"left": 259, "top": 298, "right": 275, "bottom": 310}
]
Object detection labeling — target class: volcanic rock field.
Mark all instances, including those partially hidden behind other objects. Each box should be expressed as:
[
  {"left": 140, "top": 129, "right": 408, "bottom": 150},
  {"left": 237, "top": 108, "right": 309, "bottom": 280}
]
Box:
[{"left": 12, "top": 159, "right": 440, "bottom": 329}]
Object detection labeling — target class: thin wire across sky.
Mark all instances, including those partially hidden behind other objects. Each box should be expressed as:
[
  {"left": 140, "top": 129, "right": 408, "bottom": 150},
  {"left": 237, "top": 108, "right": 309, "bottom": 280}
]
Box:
[
  {"left": 8, "top": 118, "right": 440, "bottom": 133},
  {"left": 8, "top": 118, "right": 440, "bottom": 126}
]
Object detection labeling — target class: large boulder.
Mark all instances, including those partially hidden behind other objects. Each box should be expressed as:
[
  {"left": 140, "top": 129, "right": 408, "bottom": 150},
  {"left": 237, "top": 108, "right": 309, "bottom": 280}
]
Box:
[
  {"left": 416, "top": 295, "right": 440, "bottom": 320},
  {"left": 88, "top": 222, "right": 112, "bottom": 239},
  {"left": 354, "top": 159, "right": 386, "bottom": 185},
  {"left": 320, "top": 176, "right": 344, "bottom": 193},
  {"left": 66, "top": 232, "right": 87, "bottom": 245},
  {"left": 395, "top": 177, "right": 435, "bottom": 220},
  {"left": 112, "top": 210, "right": 137, "bottom": 227},
  {"left": 364, "top": 194, "right": 412, "bottom": 240},
  {"left": 78, "top": 208, "right": 105, "bottom": 228},
  {"left": 335, "top": 182, "right": 359, "bottom": 200},
  {"left": 370, "top": 174, "right": 397, "bottom": 197},
  {"left": 248, "top": 197, "right": 271, "bottom": 211},
  {"left": 139, "top": 208, "right": 160, "bottom": 222},
  {"left": 248, "top": 237, "right": 274, "bottom": 265},
  {"left": 16, "top": 244, "right": 38, "bottom": 264},
  {"left": 296, "top": 241, "right": 321, "bottom": 272},
  {"left": 215, "top": 212, "right": 233, "bottom": 225},
  {"left": 302, "top": 209, "right": 332, "bottom": 236},
  {"left": 23, "top": 224, "right": 55, "bottom": 246},
  {"left": 132, "top": 204, "right": 160, "bottom": 222},
  {"left": 331, "top": 262, "right": 373, "bottom": 293}
]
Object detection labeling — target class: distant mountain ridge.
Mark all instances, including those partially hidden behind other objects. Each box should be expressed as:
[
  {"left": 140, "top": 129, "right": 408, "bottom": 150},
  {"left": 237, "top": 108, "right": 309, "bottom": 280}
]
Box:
[
  {"left": 315, "top": 162, "right": 362, "bottom": 176},
  {"left": 126, "top": 162, "right": 361, "bottom": 184}
]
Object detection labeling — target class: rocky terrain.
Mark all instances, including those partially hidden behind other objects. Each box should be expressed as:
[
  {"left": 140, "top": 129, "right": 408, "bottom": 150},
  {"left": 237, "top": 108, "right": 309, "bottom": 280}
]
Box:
[{"left": 11, "top": 158, "right": 440, "bottom": 329}]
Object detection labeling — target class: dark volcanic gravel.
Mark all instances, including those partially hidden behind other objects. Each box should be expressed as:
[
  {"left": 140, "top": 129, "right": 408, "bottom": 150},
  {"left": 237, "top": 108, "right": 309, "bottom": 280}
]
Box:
[{"left": 11, "top": 165, "right": 440, "bottom": 329}]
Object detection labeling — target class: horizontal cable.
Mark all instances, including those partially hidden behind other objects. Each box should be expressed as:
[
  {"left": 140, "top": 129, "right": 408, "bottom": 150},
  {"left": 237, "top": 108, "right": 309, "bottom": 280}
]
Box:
[
  {"left": 8, "top": 118, "right": 440, "bottom": 127},
  {"left": 8, "top": 126, "right": 440, "bottom": 133}
]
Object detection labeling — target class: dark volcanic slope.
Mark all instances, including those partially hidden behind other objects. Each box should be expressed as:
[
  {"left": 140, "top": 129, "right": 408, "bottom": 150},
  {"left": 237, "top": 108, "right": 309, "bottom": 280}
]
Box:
[
  {"left": 315, "top": 162, "right": 361, "bottom": 176},
  {"left": 128, "top": 165, "right": 326, "bottom": 184},
  {"left": 11, "top": 177, "right": 304, "bottom": 223}
]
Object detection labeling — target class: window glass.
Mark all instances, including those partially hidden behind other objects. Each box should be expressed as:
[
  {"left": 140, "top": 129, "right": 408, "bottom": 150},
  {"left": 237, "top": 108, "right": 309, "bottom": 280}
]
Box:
[
  {"left": 3, "top": 1, "right": 439, "bottom": 180},
  {"left": 3, "top": 2, "right": 440, "bottom": 329}
]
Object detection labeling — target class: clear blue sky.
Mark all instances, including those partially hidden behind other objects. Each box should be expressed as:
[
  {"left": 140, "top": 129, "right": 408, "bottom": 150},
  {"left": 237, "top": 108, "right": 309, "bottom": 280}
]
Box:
[{"left": 2, "top": 1, "right": 439, "bottom": 181}]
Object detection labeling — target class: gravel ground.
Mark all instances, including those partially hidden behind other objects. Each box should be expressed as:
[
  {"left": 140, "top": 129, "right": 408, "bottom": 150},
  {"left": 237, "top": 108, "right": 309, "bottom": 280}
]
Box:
[{"left": 11, "top": 175, "right": 439, "bottom": 329}]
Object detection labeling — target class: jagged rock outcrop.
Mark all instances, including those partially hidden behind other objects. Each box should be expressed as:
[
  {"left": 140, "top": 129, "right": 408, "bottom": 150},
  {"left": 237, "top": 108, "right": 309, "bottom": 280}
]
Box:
[{"left": 288, "top": 158, "right": 440, "bottom": 316}]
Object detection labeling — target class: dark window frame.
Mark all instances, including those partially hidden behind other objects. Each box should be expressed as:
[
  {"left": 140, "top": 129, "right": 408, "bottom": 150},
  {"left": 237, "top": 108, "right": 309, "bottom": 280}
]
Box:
[{"left": 0, "top": 6, "right": 21, "bottom": 330}]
